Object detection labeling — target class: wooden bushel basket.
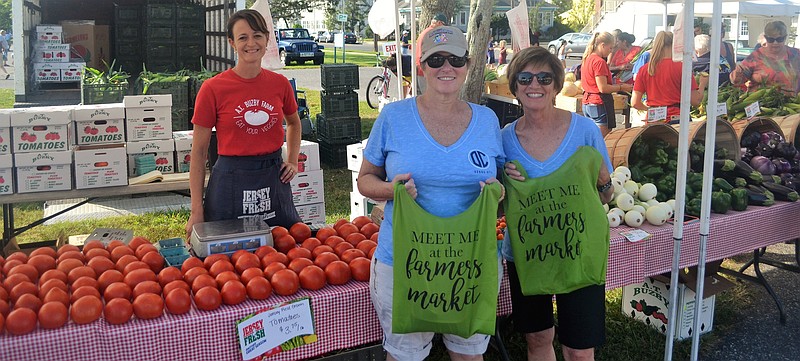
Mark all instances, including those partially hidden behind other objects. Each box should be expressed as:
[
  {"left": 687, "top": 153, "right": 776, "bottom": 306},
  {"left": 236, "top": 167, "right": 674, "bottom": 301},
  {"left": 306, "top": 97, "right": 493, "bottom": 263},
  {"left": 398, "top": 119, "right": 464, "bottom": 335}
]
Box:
[
  {"left": 771, "top": 114, "right": 800, "bottom": 148},
  {"left": 730, "top": 117, "right": 785, "bottom": 147},
  {"left": 604, "top": 123, "right": 679, "bottom": 167},
  {"left": 673, "top": 118, "right": 740, "bottom": 160}
]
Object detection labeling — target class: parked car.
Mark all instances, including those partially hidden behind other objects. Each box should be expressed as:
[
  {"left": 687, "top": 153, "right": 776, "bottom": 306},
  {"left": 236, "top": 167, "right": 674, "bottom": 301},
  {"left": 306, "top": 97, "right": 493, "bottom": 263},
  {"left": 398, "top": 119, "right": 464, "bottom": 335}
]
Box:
[
  {"left": 275, "top": 28, "right": 325, "bottom": 65},
  {"left": 547, "top": 33, "right": 591, "bottom": 58},
  {"left": 319, "top": 31, "right": 335, "bottom": 43},
  {"left": 344, "top": 32, "right": 357, "bottom": 44},
  {"left": 314, "top": 30, "right": 327, "bottom": 42}
]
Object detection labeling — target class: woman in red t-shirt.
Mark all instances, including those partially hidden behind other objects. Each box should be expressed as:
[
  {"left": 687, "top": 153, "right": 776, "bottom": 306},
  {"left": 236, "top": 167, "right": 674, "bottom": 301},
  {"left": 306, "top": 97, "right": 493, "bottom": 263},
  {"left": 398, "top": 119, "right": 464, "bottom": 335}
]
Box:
[
  {"left": 185, "top": 9, "right": 302, "bottom": 238},
  {"left": 581, "top": 32, "right": 634, "bottom": 136},
  {"left": 631, "top": 31, "right": 708, "bottom": 124},
  {"left": 608, "top": 33, "right": 640, "bottom": 84}
]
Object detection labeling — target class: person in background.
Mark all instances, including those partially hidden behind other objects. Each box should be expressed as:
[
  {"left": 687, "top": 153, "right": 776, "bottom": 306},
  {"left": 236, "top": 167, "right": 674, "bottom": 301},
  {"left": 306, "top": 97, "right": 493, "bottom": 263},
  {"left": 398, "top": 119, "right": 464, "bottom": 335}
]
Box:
[
  {"left": 731, "top": 21, "right": 800, "bottom": 94},
  {"left": 358, "top": 26, "right": 504, "bottom": 361},
  {"left": 498, "top": 40, "right": 508, "bottom": 65},
  {"left": 694, "top": 34, "right": 731, "bottom": 87},
  {"left": 185, "top": 9, "right": 301, "bottom": 238},
  {"left": 502, "top": 46, "right": 614, "bottom": 361},
  {"left": 719, "top": 24, "right": 736, "bottom": 70},
  {"left": 581, "top": 32, "right": 633, "bottom": 136},
  {"left": 608, "top": 32, "right": 640, "bottom": 84},
  {"left": 631, "top": 31, "right": 707, "bottom": 124},
  {"left": 631, "top": 49, "right": 651, "bottom": 81},
  {"left": 530, "top": 30, "right": 541, "bottom": 47},
  {"left": 752, "top": 32, "right": 766, "bottom": 52},
  {"left": 557, "top": 39, "right": 567, "bottom": 68},
  {"left": 0, "top": 31, "right": 9, "bottom": 79},
  {"left": 400, "top": 30, "right": 411, "bottom": 54},
  {"left": 694, "top": 25, "right": 704, "bottom": 36},
  {"left": 385, "top": 53, "right": 413, "bottom": 98},
  {"left": 487, "top": 35, "right": 496, "bottom": 65}
]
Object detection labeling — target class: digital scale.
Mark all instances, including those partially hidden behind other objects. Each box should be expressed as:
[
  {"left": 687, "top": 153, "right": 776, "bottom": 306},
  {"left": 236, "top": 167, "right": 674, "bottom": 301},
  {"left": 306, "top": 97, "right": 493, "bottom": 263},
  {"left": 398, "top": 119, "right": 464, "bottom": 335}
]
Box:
[{"left": 190, "top": 218, "right": 273, "bottom": 258}]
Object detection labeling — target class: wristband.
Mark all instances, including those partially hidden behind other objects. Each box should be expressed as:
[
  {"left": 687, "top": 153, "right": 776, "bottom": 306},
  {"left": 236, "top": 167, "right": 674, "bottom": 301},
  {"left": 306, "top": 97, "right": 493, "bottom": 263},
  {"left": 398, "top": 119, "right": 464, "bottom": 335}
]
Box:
[{"left": 597, "top": 179, "right": 613, "bottom": 193}]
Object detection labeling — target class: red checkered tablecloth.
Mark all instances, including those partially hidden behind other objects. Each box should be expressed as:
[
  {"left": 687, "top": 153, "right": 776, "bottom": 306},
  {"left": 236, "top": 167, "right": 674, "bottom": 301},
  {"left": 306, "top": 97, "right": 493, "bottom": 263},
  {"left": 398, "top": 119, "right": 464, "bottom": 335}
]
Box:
[{"left": 2, "top": 202, "right": 796, "bottom": 360}]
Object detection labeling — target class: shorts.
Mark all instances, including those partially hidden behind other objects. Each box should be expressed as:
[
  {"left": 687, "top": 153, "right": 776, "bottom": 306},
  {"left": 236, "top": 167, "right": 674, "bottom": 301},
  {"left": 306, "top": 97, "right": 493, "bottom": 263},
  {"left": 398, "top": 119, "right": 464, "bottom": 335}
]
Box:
[
  {"left": 369, "top": 257, "right": 501, "bottom": 360},
  {"left": 507, "top": 262, "right": 606, "bottom": 350},
  {"left": 582, "top": 103, "right": 607, "bottom": 125}
]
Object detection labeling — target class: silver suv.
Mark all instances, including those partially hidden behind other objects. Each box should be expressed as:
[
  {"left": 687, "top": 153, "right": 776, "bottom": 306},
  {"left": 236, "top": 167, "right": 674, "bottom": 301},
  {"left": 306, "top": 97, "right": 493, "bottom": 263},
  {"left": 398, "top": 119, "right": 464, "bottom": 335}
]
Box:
[{"left": 547, "top": 33, "right": 591, "bottom": 58}]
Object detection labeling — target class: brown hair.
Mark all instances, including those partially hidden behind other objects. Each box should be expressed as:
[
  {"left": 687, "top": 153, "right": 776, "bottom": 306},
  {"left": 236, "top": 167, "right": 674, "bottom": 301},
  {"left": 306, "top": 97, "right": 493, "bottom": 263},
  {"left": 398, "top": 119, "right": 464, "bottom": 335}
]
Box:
[
  {"left": 582, "top": 32, "right": 614, "bottom": 66},
  {"left": 764, "top": 20, "right": 788, "bottom": 38},
  {"left": 226, "top": 9, "right": 270, "bottom": 41},
  {"left": 648, "top": 31, "right": 673, "bottom": 76},
  {"left": 507, "top": 46, "right": 565, "bottom": 97}
]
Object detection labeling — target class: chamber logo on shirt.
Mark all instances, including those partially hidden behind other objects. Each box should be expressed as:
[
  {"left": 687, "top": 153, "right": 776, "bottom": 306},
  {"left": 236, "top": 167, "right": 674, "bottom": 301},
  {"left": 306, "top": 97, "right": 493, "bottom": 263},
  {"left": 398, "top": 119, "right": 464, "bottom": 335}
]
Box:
[
  {"left": 468, "top": 150, "right": 492, "bottom": 174},
  {"left": 234, "top": 98, "right": 280, "bottom": 135}
]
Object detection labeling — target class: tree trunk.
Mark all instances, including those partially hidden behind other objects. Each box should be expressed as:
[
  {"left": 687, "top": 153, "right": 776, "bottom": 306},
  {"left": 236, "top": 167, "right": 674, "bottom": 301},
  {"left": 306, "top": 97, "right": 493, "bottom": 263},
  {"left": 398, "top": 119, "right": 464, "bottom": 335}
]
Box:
[
  {"left": 461, "top": 0, "right": 494, "bottom": 103},
  {"left": 419, "top": 0, "right": 459, "bottom": 33}
]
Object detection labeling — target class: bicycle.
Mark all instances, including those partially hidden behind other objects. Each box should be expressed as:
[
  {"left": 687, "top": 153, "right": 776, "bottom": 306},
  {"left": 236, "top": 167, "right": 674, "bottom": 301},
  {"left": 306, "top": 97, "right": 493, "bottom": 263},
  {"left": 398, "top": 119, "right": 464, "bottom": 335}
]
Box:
[{"left": 365, "top": 53, "right": 412, "bottom": 109}]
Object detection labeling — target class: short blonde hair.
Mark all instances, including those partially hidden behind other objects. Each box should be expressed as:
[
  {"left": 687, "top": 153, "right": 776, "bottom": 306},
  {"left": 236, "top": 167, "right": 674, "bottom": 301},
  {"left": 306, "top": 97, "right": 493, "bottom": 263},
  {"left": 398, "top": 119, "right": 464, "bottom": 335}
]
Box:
[{"left": 694, "top": 34, "right": 710, "bottom": 55}]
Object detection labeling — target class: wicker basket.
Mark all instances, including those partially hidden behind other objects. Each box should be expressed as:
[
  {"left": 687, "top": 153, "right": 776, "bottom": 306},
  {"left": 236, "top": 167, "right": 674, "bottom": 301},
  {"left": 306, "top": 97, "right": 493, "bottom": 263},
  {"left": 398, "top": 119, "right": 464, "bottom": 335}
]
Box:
[
  {"left": 730, "top": 117, "right": 785, "bottom": 147},
  {"left": 604, "top": 123, "right": 679, "bottom": 167},
  {"left": 772, "top": 114, "right": 800, "bottom": 148},
  {"left": 672, "top": 119, "right": 740, "bottom": 160}
]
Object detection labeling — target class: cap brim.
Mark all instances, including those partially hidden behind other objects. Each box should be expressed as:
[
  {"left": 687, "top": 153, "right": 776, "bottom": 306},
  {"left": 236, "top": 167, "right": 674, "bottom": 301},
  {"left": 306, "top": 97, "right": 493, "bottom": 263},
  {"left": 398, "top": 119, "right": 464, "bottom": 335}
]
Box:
[{"left": 420, "top": 45, "right": 467, "bottom": 63}]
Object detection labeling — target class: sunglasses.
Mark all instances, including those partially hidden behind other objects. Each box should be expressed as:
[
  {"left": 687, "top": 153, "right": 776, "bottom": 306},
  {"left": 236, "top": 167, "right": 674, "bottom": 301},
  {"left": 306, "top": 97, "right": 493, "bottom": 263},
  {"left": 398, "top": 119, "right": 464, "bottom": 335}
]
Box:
[
  {"left": 516, "top": 71, "right": 554, "bottom": 86},
  {"left": 425, "top": 54, "right": 468, "bottom": 68},
  {"left": 765, "top": 35, "right": 786, "bottom": 43}
]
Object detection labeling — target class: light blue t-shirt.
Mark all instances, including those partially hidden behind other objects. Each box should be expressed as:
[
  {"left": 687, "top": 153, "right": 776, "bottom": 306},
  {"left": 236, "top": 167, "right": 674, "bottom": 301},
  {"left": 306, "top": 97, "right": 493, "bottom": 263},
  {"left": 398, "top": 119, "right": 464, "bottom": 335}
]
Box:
[
  {"left": 500, "top": 113, "right": 612, "bottom": 261},
  {"left": 363, "top": 98, "right": 505, "bottom": 266},
  {"left": 631, "top": 51, "right": 651, "bottom": 81}
]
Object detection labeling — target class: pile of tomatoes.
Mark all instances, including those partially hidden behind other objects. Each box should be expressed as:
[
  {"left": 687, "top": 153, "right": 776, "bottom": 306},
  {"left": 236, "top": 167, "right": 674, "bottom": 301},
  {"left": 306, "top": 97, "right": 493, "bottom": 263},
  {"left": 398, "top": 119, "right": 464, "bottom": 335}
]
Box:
[
  {"left": 0, "top": 217, "right": 379, "bottom": 336},
  {"left": 496, "top": 216, "right": 507, "bottom": 240}
]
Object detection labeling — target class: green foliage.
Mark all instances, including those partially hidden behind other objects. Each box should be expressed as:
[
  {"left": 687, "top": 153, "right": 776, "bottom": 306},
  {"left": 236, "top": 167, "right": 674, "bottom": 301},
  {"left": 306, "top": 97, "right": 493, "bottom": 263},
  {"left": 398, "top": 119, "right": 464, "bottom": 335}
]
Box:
[
  {"left": 490, "top": 14, "right": 510, "bottom": 38},
  {"left": 544, "top": 22, "right": 576, "bottom": 40},
  {"left": 561, "top": 0, "right": 594, "bottom": 31},
  {"left": 0, "top": 0, "right": 10, "bottom": 34},
  {"left": 324, "top": 0, "right": 370, "bottom": 34}
]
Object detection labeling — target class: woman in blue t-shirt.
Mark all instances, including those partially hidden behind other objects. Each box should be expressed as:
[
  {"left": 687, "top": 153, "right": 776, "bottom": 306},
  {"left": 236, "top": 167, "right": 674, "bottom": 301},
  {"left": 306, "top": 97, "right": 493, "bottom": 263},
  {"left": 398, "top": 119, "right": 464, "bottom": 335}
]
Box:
[{"left": 501, "top": 46, "right": 614, "bottom": 361}]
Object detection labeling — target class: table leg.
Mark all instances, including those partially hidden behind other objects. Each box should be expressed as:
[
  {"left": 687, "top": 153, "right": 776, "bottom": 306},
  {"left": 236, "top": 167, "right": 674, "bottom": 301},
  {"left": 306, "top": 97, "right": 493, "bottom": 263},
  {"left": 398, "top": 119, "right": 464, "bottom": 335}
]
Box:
[
  {"left": 719, "top": 247, "right": 787, "bottom": 324},
  {"left": 2, "top": 203, "right": 12, "bottom": 251},
  {"left": 489, "top": 316, "right": 511, "bottom": 361}
]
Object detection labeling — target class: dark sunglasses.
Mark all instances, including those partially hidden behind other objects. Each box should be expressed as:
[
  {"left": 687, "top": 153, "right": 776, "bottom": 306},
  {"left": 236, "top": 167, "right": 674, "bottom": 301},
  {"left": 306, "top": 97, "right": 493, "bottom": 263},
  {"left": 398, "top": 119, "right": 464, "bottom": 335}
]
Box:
[
  {"left": 516, "top": 71, "right": 554, "bottom": 86},
  {"left": 765, "top": 35, "right": 787, "bottom": 43},
  {"left": 425, "top": 54, "right": 468, "bottom": 68}
]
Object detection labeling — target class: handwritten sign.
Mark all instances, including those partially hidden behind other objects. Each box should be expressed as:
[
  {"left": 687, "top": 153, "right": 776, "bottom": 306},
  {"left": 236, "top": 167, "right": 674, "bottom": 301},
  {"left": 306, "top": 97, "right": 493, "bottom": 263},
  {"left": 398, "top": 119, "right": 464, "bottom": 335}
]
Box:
[
  {"left": 648, "top": 106, "right": 667, "bottom": 122},
  {"left": 745, "top": 101, "right": 761, "bottom": 119},
  {"left": 619, "top": 229, "right": 651, "bottom": 243},
  {"left": 236, "top": 297, "right": 316, "bottom": 360}
]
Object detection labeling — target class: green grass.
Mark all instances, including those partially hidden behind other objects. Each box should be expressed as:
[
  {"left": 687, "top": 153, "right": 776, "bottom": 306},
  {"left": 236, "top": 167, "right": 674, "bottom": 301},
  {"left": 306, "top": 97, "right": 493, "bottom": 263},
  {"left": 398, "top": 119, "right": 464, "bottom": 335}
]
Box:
[
  {"left": 0, "top": 88, "right": 760, "bottom": 360},
  {"left": 286, "top": 49, "right": 379, "bottom": 69}
]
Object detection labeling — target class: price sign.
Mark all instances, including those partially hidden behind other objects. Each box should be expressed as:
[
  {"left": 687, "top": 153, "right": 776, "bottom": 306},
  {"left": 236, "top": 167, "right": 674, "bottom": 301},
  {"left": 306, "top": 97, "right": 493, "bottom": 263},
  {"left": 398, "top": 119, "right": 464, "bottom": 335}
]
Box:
[
  {"left": 236, "top": 297, "right": 316, "bottom": 359},
  {"left": 619, "top": 229, "right": 651, "bottom": 243},
  {"left": 337, "top": 13, "right": 348, "bottom": 22},
  {"left": 745, "top": 101, "right": 761, "bottom": 119},
  {"left": 648, "top": 106, "right": 668, "bottom": 122},
  {"left": 716, "top": 102, "right": 728, "bottom": 117}
]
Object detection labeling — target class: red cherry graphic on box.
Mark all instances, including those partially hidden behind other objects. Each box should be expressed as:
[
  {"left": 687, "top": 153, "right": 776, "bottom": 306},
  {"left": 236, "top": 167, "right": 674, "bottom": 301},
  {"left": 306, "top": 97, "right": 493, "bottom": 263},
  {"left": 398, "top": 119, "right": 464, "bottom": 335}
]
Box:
[
  {"left": 28, "top": 134, "right": 37, "bottom": 142},
  {"left": 111, "top": 126, "right": 118, "bottom": 133},
  {"left": 84, "top": 126, "right": 92, "bottom": 134},
  {"left": 50, "top": 72, "right": 57, "bottom": 77},
  {"left": 0, "top": 176, "right": 5, "bottom": 184},
  {"left": 43, "top": 53, "right": 52, "bottom": 59},
  {"left": 21, "top": 132, "right": 29, "bottom": 141},
  {"left": 44, "top": 133, "right": 51, "bottom": 140},
  {"left": 90, "top": 128, "right": 98, "bottom": 135},
  {"left": 53, "top": 133, "right": 60, "bottom": 140},
  {"left": 0, "top": 135, "right": 3, "bottom": 142},
  {"left": 39, "top": 72, "right": 46, "bottom": 76},
  {"left": 51, "top": 35, "right": 58, "bottom": 40},
  {"left": 64, "top": 71, "right": 73, "bottom": 76},
  {"left": 184, "top": 154, "right": 191, "bottom": 162}
]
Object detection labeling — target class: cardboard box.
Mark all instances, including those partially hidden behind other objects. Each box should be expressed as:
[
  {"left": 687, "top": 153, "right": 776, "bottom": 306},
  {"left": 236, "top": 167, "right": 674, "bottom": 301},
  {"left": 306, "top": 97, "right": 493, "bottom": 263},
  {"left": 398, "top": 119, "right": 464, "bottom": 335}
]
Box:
[
  {"left": 350, "top": 191, "right": 378, "bottom": 220},
  {"left": 36, "top": 31, "right": 63, "bottom": 44},
  {"left": 484, "top": 81, "right": 514, "bottom": 98},
  {"left": 351, "top": 170, "right": 359, "bottom": 193},
  {"left": 55, "top": 62, "right": 85, "bottom": 82},
  {"left": 0, "top": 154, "right": 14, "bottom": 195},
  {"left": 173, "top": 131, "right": 193, "bottom": 173},
  {"left": 14, "top": 151, "right": 73, "bottom": 193},
  {"left": 556, "top": 94, "right": 582, "bottom": 113},
  {"left": 73, "top": 103, "right": 126, "bottom": 145},
  {"left": 369, "top": 202, "right": 385, "bottom": 226},
  {"left": 0, "top": 110, "right": 12, "bottom": 155},
  {"left": 124, "top": 95, "right": 173, "bottom": 141},
  {"left": 296, "top": 202, "right": 326, "bottom": 225},
  {"left": 82, "top": 228, "right": 134, "bottom": 246},
  {"left": 61, "top": 21, "right": 110, "bottom": 69},
  {"left": 346, "top": 139, "right": 368, "bottom": 173},
  {"left": 36, "top": 25, "right": 63, "bottom": 33},
  {"left": 2, "top": 236, "right": 66, "bottom": 257},
  {"left": 282, "top": 139, "right": 320, "bottom": 173},
  {"left": 10, "top": 106, "right": 73, "bottom": 153},
  {"left": 622, "top": 274, "right": 733, "bottom": 340},
  {"left": 127, "top": 139, "right": 175, "bottom": 176},
  {"left": 74, "top": 144, "right": 128, "bottom": 189},
  {"left": 34, "top": 44, "right": 71, "bottom": 63},
  {"left": 290, "top": 169, "right": 324, "bottom": 206},
  {"left": 33, "top": 63, "right": 61, "bottom": 82}
]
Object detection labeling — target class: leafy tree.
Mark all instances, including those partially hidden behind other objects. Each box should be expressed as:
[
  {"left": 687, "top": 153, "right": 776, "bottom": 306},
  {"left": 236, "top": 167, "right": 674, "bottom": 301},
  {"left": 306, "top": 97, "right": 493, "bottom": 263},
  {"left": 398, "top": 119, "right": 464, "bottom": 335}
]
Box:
[
  {"left": 246, "top": 0, "right": 320, "bottom": 28},
  {"left": 323, "top": 0, "right": 370, "bottom": 34},
  {"left": 0, "top": 0, "right": 10, "bottom": 34},
  {"left": 529, "top": 1, "right": 545, "bottom": 33},
  {"left": 490, "top": 14, "right": 509, "bottom": 38},
  {"left": 561, "top": 0, "right": 594, "bottom": 31}
]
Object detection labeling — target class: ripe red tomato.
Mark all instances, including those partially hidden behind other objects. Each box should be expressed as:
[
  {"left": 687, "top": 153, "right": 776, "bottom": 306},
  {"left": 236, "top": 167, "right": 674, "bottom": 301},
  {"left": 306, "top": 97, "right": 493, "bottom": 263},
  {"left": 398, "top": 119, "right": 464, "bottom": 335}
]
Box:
[
  {"left": 132, "top": 281, "right": 162, "bottom": 299},
  {"left": 157, "top": 267, "right": 183, "bottom": 287},
  {"left": 221, "top": 280, "right": 247, "bottom": 305},
  {"left": 208, "top": 260, "right": 235, "bottom": 278},
  {"left": 14, "top": 293, "right": 43, "bottom": 313},
  {"left": 6, "top": 251, "right": 29, "bottom": 264},
  {"left": 122, "top": 261, "right": 150, "bottom": 276},
  {"left": 230, "top": 250, "right": 250, "bottom": 265},
  {"left": 246, "top": 277, "right": 272, "bottom": 300},
  {"left": 261, "top": 252, "right": 289, "bottom": 268},
  {"left": 30, "top": 247, "right": 57, "bottom": 258},
  {"left": 325, "top": 261, "right": 352, "bottom": 285},
  {"left": 123, "top": 268, "right": 157, "bottom": 289},
  {"left": 68, "top": 266, "right": 97, "bottom": 284},
  {"left": 56, "top": 244, "right": 81, "bottom": 258},
  {"left": 368, "top": 247, "right": 377, "bottom": 260},
  {"left": 274, "top": 234, "right": 297, "bottom": 254},
  {"left": 106, "top": 240, "right": 126, "bottom": 254},
  {"left": 135, "top": 243, "right": 158, "bottom": 260},
  {"left": 114, "top": 255, "right": 138, "bottom": 273},
  {"left": 334, "top": 242, "right": 354, "bottom": 256},
  {"left": 360, "top": 223, "right": 380, "bottom": 240},
  {"left": 5, "top": 308, "right": 37, "bottom": 335},
  {"left": 337, "top": 223, "right": 360, "bottom": 239},
  {"left": 311, "top": 245, "right": 335, "bottom": 259},
  {"left": 10, "top": 281, "right": 38, "bottom": 303},
  {"left": 345, "top": 233, "right": 367, "bottom": 247},
  {"left": 97, "top": 270, "right": 124, "bottom": 291},
  {"left": 271, "top": 269, "right": 300, "bottom": 296},
  {"left": 194, "top": 286, "right": 222, "bottom": 311},
  {"left": 180, "top": 257, "right": 204, "bottom": 274},
  {"left": 104, "top": 298, "right": 133, "bottom": 325},
  {"left": 203, "top": 254, "right": 230, "bottom": 269},
  {"left": 314, "top": 252, "right": 340, "bottom": 270},
  {"left": 162, "top": 280, "right": 191, "bottom": 297},
  {"left": 234, "top": 253, "right": 261, "bottom": 274},
  {"left": 87, "top": 257, "right": 115, "bottom": 276},
  {"left": 340, "top": 249, "right": 366, "bottom": 264},
  {"left": 70, "top": 286, "right": 101, "bottom": 304},
  {"left": 299, "top": 265, "right": 326, "bottom": 291},
  {"left": 39, "top": 269, "right": 68, "bottom": 285},
  {"left": 27, "top": 255, "right": 56, "bottom": 276},
  {"left": 164, "top": 288, "right": 192, "bottom": 315},
  {"left": 38, "top": 279, "right": 67, "bottom": 298},
  {"left": 370, "top": 232, "right": 379, "bottom": 243},
  {"left": 104, "top": 282, "right": 132, "bottom": 301},
  {"left": 191, "top": 274, "right": 218, "bottom": 294},
  {"left": 356, "top": 240, "right": 378, "bottom": 255},
  {"left": 351, "top": 216, "right": 372, "bottom": 229},
  {"left": 332, "top": 219, "right": 350, "bottom": 231},
  {"left": 270, "top": 226, "right": 289, "bottom": 240},
  {"left": 0, "top": 299, "right": 8, "bottom": 316},
  {"left": 287, "top": 247, "right": 312, "bottom": 262},
  {"left": 42, "top": 287, "right": 70, "bottom": 307},
  {"left": 71, "top": 296, "right": 103, "bottom": 324},
  {"left": 323, "top": 236, "right": 345, "bottom": 249},
  {"left": 289, "top": 222, "right": 312, "bottom": 243},
  {"left": 38, "top": 301, "right": 68, "bottom": 329},
  {"left": 301, "top": 237, "right": 321, "bottom": 252},
  {"left": 264, "top": 262, "right": 287, "bottom": 281},
  {"left": 314, "top": 227, "right": 337, "bottom": 243},
  {"left": 4, "top": 274, "right": 32, "bottom": 294},
  {"left": 183, "top": 266, "right": 210, "bottom": 285},
  {"left": 349, "top": 257, "right": 371, "bottom": 282},
  {"left": 71, "top": 276, "right": 99, "bottom": 291},
  {"left": 3, "top": 259, "right": 23, "bottom": 276},
  {"left": 85, "top": 247, "right": 111, "bottom": 261},
  {"left": 58, "top": 250, "right": 85, "bottom": 264},
  {"left": 215, "top": 271, "right": 240, "bottom": 288},
  {"left": 0, "top": 312, "right": 3, "bottom": 333},
  {"left": 82, "top": 240, "right": 105, "bottom": 255},
  {"left": 133, "top": 293, "right": 164, "bottom": 320},
  {"left": 254, "top": 246, "right": 276, "bottom": 259},
  {"left": 128, "top": 236, "right": 151, "bottom": 252},
  {"left": 141, "top": 251, "right": 165, "bottom": 274},
  {"left": 9, "top": 264, "right": 40, "bottom": 283},
  {"left": 240, "top": 268, "right": 266, "bottom": 285},
  {"left": 288, "top": 258, "right": 314, "bottom": 274}
]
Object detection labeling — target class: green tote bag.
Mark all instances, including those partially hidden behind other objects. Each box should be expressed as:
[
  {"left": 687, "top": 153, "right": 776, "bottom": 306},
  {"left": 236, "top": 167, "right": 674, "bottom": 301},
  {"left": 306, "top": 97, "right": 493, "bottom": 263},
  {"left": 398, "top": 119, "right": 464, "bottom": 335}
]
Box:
[
  {"left": 392, "top": 181, "right": 502, "bottom": 338},
  {"left": 503, "top": 146, "right": 610, "bottom": 295}
]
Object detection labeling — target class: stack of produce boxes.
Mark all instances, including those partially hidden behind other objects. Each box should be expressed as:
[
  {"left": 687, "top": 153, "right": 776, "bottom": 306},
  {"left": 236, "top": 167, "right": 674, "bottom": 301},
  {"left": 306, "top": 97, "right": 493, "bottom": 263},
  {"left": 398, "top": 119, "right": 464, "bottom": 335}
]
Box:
[
  {"left": 283, "top": 140, "right": 325, "bottom": 225},
  {"left": 172, "top": 130, "right": 193, "bottom": 173},
  {"left": 175, "top": 2, "right": 206, "bottom": 71},
  {"left": 114, "top": 5, "right": 144, "bottom": 77},
  {"left": 346, "top": 139, "right": 378, "bottom": 219},
  {"left": 0, "top": 110, "right": 13, "bottom": 194},
  {"left": 317, "top": 64, "right": 361, "bottom": 168},
  {"left": 72, "top": 104, "right": 128, "bottom": 189},
  {"left": 10, "top": 106, "right": 73, "bottom": 193},
  {"left": 123, "top": 95, "right": 174, "bottom": 176},
  {"left": 33, "top": 25, "right": 85, "bottom": 85}
]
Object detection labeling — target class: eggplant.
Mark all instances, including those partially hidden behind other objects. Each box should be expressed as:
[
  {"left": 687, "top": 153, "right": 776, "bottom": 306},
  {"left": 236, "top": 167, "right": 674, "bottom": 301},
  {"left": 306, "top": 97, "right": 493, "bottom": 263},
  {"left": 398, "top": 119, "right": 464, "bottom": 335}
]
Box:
[
  {"left": 792, "top": 159, "right": 800, "bottom": 173},
  {"left": 741, "top": 131, "right": 761, "bottom": 149},
  {"left": 742, "top": 147, "right": 756, "bottom": 164},
  {"left": 745, "top": 187, "right": 775, "bottom": 206},
  {"left": 780, "top": 173, "right": 797, "bottom": 190},
  {"left": 734, "top": 159, "right": 764, "bottom": 184},
  {"left": 756, "top": 142, "right": 773, "bottom": 158},
  {"left": 772, "top": 158, "right": 792, "bottom": 174},
  {"left": 774, "top": 142, "right": 798, "bottom": 160},
  {"left": 761, "top": 181, "right": 799, "bottom": 202},
  {"left": 751, "top": 155, "right": 776, "bottom": 175}
]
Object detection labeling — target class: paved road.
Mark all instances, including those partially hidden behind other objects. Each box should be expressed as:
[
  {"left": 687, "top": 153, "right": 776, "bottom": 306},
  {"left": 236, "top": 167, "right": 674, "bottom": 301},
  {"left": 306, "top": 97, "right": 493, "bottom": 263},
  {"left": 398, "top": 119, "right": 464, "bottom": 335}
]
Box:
[{"left": 276, "top": 66, "right": 404, "bottom": 103}]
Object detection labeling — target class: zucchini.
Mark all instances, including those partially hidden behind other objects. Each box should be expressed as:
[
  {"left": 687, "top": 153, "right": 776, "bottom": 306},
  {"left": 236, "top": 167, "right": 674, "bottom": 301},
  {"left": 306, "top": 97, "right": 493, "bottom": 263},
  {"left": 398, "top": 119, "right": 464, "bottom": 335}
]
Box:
[
  {"left": 733, "top": 160, "right": 763, "bottom": 185},
  {"left": 761, "top": 182, "right": 799, "bottom": 202},
  {"left": 745, "top": 187, "right": 775, "bottom": 206},
  {"left": 713, "top": 178, "right": 734, "bottom": 193}
]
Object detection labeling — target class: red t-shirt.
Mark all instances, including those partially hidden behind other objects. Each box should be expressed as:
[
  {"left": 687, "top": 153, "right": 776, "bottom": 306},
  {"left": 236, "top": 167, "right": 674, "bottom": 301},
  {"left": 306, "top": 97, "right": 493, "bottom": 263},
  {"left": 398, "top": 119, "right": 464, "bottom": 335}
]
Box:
[
  {"left": 192, "top": 69, "right": 298, "bottom": 156},
  {"left": 634, "top": 59, "right": 698, "bottom": 119},
  {"left": 581, "top": 53, "right": 612, "bottom": 104}
]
